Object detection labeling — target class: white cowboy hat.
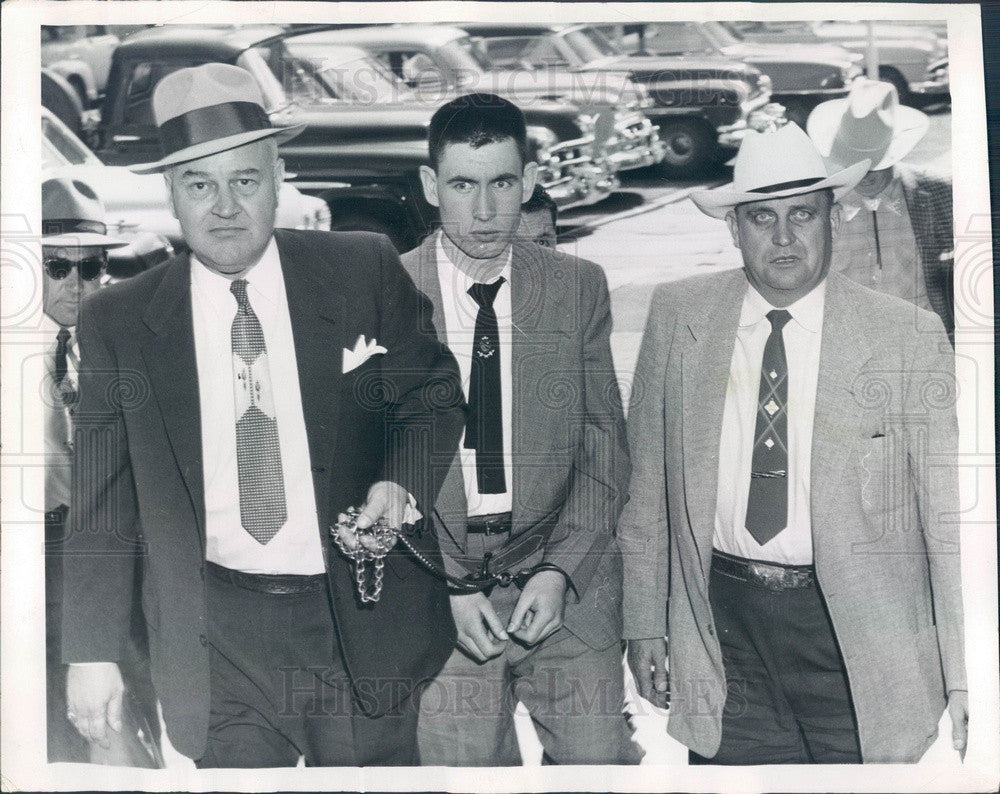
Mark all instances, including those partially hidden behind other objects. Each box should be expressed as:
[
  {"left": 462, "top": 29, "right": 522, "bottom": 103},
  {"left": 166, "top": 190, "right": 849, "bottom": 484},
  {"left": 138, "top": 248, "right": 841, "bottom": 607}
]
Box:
[
  {"left": 42, "top": 177, "right": 128, "bottom": 248},
  {"left": 130, "top": 62, "right": 304, "bottom": 174},
  {"left": 807, "top": 78, "right": 929, "bottom": 171},
  {"left": 690, "top": 123, "right": 870, "bottom": 220}
]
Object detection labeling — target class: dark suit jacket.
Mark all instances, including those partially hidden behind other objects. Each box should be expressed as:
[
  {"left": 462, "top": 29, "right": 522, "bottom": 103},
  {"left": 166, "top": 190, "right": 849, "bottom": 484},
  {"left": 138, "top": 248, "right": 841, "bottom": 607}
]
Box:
[
  {"left": 400, "top": 236, "right": 630, "bottom": 650},
  {"left": 897, "top": 163, "right": 955, "bottom": 340},
  {"left": 619, "top": 269, "right": 965, "bottom": 761},
  {"left": 61, "top": 229, "right": 464, "bottom": 760}
]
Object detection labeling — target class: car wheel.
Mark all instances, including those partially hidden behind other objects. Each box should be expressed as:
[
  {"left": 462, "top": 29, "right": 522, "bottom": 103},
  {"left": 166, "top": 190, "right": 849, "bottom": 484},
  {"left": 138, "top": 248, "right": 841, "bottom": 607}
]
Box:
[
  {"left": 878, "top": 67, "right": 911, "bottom": 103},
  {"left": 329, "top": 213, "right": 409, "bottom": 253},
  {"left": 655, "top": 119, "right": 717, "bottom": 179}
]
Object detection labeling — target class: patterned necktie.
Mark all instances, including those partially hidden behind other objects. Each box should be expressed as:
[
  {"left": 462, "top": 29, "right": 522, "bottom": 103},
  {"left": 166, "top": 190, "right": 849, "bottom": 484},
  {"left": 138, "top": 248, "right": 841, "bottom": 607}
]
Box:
[
  {"left": 465, "top": 277, "right": 506, "bottom": 494},
  {"left": 230, "top": 279, "right": 287, "bottom": 544},
  {"left": 745, "top": 309, "right": 792, "bottom": 546},
  {"left": 53, "top": 328, "right": 78, "bottom": 406}
]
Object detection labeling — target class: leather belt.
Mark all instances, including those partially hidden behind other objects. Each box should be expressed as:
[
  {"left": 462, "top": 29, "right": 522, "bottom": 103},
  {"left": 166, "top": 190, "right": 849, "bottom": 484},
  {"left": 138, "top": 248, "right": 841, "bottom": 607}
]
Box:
[
  {"left": 466, "top": 511, "right": 512, "bottom": 536},
  {"left": 711, "top": 549, "right": 815, "bottom": 591},
  {"left": 206, "top": 561, "right": 327, "bottom": 595}
]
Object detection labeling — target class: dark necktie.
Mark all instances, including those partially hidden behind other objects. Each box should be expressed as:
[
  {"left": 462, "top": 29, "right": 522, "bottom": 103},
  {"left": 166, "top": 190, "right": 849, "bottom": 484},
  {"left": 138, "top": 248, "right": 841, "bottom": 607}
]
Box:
[
  {"left": 53, "top": 327, "right": 78, "bottom": 406},
  {"left": 230, "top": 279, "right": 287, "bottom": 544},
  {"left": 465, "top": 277, "right": 506, "bottom": 494},
  {"left": 745, "top": 309, "right": 792, "bottom": 546}
]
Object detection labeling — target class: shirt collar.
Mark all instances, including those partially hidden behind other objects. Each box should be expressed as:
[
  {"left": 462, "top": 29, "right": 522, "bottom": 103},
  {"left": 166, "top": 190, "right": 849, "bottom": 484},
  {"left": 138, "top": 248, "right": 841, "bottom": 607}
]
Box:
[
  {"left": 41, "top": 313, "right": 73, "bottom": 337},
  {"left": 839, "top": 170, "right": 904, "bottom": 220},
  {"left": 190, "top": 237, "right": 282, "bottom": 313},
  {"left": 740, "top": 278, "right": 826, "bottom": 334},
  {"left": 436, "top": 231, "right": 512, "bottom": 290}
]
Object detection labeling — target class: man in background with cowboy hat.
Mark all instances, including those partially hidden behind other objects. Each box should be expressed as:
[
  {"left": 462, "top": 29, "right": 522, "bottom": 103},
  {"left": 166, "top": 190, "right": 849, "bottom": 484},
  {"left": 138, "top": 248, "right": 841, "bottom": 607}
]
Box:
[
  {"left": 808, "top": 78, "right": 956, "bottom": 340},
  {"left": 61, "top": 62, "right": 464, "bottom": 767},
  {"left": 621, "top": 122, "right": 966, "bottom": 763}
]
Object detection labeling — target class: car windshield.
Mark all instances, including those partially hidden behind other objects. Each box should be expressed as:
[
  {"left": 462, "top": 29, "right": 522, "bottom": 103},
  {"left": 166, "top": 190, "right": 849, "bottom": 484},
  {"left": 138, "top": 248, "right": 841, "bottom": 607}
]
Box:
[
  {"left": 42, "top": 112, "right": 96, "bottom": 167},
  {"left": 238, "top": 48, "right": 293, "bottom": 113},
  {"left": 443, "top": 37, "right": 491, "bottom": 74},
  {"left": 640, "top": 22, "right": 716, "bottom": 55},
  {"left": 282, "top": 44, "right": 410, "bottom": 104},
  {"left": 562, "top": 27, "right": 621, "bottom": 61},
  {"left": 704, "top": 21, "right": 743, "bottom": 47}
]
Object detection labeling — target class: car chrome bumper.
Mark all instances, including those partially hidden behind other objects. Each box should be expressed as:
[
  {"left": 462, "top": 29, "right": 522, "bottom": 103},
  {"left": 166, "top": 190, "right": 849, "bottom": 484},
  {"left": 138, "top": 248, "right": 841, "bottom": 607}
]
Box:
[
  {"left": 909, "top": 77, "right": 950, "bottom": 95},
  {"left": 717, "top": 100, "right": 787, "bottom": 148},
  {"left": 604, "top": 118, "right": 668, "bottom": 172},
  {"left": 539, "top": 136, "right": 619, "bottom": 209}
]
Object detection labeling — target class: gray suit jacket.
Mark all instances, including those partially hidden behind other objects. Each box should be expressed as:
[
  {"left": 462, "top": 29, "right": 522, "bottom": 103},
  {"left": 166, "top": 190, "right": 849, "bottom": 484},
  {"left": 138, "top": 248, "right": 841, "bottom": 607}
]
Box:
[
  {"left": 401, "top": 234, "right": 630, "bottom": 649},
  {"left": 619, "top": 268, "right": 965, "bottom": 762}
]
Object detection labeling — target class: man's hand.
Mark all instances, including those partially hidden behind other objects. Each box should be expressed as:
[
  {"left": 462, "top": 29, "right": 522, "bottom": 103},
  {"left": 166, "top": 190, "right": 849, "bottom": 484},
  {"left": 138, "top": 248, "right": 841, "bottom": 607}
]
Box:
[
  {"left": 335, "top": 480, "right": 407, "bottom": 553},
  {"left": 66, "top": 662, "right": 125, "bottom": 748},
  {"left": 948, "top": 689, "right": 969, "bottom": 760},
  {"left": 451, "top": 591, "right": 508, "bottom": 661},
  {"left": 507, "top": 570, "right": 567, "bottom": 646},
  {"left": 627, "top": 637, "right": 669, "bottom": 709}
]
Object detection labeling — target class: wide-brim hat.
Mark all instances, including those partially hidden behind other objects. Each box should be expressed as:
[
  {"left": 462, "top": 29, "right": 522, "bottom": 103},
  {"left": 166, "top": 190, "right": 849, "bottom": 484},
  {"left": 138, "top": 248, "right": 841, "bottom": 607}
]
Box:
[
  {"left": 807, "top": 78, "right": 929, "bottom": 171},
  {"left": 691, "top": 122, "right": 870, "bottom": 219},
  {"left": 42, "top": 177, "right": 128, "bottom": 248},
  {"left": 130, "top": 62, "right": 304, "bottom": 175}
]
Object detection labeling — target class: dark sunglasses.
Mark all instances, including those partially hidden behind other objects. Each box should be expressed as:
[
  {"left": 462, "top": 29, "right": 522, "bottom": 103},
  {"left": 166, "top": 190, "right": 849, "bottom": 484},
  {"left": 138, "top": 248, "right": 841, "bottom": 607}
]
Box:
[{"left": 43, "top": 253, "right": 107, "bottom": 282}]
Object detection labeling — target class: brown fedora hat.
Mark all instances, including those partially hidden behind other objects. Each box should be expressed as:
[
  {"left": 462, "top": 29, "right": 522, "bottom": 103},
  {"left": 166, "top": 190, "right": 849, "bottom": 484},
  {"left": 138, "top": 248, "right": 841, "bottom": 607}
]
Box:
[{"left": 130, "top": 63, "right": 304, "bottom": 174}]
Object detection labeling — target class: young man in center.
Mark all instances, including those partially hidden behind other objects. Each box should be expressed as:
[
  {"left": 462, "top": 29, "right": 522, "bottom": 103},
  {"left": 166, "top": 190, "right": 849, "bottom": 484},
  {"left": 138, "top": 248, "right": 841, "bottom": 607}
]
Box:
[{"left": 402, "top": 93, "right": 641, "bottom": 765}]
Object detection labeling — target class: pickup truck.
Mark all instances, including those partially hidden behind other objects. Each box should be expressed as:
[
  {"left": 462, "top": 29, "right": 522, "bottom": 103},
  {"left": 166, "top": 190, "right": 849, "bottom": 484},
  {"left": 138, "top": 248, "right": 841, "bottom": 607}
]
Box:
[
  {"left": 595, "top": 21, "right": 862, "bottom": 127},
  {"left": 453, "top": 23, "right": 786, "bottom": 177},
  {"left": 95, "top": 25, "right": 614, "bottom": 250},
  {"left": 291, "top": 25, "right": 667, "bottom": 175}
]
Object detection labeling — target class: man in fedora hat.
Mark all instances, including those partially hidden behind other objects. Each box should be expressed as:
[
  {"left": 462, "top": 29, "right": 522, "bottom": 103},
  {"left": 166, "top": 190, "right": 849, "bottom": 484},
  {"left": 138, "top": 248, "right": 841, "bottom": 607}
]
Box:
[
  {"left": 621, "top": 122, "right": 966, "bottom": 763},
  {"left": 808, "top": 78, "right": 956, "bottom": 341},
  {"left": 61, "top": 63, "right": 465, "bottom": 767},
  {"left": 41, "top": 176, "right": 126, "bottom": 763}
]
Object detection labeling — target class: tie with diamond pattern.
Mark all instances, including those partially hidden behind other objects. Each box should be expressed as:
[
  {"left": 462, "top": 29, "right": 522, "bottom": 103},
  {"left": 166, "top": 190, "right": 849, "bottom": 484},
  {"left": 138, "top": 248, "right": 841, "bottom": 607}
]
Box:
[
  {"left": 53, "top": 328, "right": 78, "bottom": 406},
  {"left": 465, "top": 277, "right": 506, "bottom": 494},
  {"left": 745, "top": 309, "right": 792, "bottom": 546},
  {"left": 230, "top": 279, "right": 287, "bottom": 543}
]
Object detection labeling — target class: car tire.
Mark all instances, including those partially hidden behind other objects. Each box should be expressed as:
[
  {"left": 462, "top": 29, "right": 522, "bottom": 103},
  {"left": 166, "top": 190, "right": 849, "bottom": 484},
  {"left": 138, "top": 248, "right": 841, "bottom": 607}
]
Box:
[
  {"left": 655, "top": 119, "right": 718, "bottom": 179},
  {"left": 779, "top": 97, "right": 816, "bottom": 128},
  {"left": 329, "top": 213, "right": 410, "bottom": 253},
  {"left": 878, "top": 67, "right": 911, "bottom": 103}
]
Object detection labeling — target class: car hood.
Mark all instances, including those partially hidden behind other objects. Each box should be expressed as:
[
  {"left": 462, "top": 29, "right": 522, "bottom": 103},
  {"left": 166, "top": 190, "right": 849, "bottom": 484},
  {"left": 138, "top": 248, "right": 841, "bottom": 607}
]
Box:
[
  {"left": 723, "top": 42, "right": 857, "bottom": 69},
  {"left": 577, "top": 53, "right": 761, "bottom": 83},
  {"left": 486, "top": 66, "right": 636, "bottom": 105}
]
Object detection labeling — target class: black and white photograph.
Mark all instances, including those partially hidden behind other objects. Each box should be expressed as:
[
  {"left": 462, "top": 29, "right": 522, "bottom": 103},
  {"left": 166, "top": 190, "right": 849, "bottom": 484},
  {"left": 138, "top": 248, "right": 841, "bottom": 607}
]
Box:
[{"left": 1, "top": 2, "right": 997, "bottom": 792}]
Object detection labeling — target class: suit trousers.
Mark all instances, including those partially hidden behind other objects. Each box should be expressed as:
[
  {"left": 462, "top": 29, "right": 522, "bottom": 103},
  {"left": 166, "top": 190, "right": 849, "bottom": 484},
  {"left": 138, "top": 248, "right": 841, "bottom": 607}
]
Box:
[
  {"left": 690, "top": 556, "right": 862, "bottom": 765},
  {"left": 417, "top": 533, "right": 641, "bottom": 766},
  {"left": 196, "top": 565, "right": 420, "bottom": 767}
]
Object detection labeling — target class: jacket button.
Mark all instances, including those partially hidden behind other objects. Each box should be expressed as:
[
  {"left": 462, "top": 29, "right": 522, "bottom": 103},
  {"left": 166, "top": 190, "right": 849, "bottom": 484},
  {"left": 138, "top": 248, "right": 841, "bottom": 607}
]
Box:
[
  {"left": 707, "top": 624, "right": 715, "bottom": 636},
  {"left": 199, "top": 634, "right": 208, "bottom": 647}
]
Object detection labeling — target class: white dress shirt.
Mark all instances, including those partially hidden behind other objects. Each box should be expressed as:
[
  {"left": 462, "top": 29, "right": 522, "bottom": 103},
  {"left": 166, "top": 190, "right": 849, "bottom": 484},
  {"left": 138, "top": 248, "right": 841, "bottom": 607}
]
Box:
[
  {"left": 191, "top": 238, "right": 324, "bottom": 574},
  {"left": 713, "top": 281, "right": 826, "bottom": 565},
  {"left": 41, "top": 315, "right": 76, "bottom": 510},
  {"left": 435, "top": 232, "right": 513, "bottom": 516}
]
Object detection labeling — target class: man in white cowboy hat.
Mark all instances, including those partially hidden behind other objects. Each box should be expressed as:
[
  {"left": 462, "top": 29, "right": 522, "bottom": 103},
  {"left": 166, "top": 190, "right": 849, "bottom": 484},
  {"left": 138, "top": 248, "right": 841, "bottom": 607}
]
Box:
[
  {"left": 808, "top": 78, "right": 955, "bottom": 340},
  {"left": 41, "top": 176, "right": 126, "bottom": 764},
  {"left": 620, "top": 122, "right": 966, "bottom": 763},
  {"left": 61, "top": 62, "right": 465, "bottom": 767}
]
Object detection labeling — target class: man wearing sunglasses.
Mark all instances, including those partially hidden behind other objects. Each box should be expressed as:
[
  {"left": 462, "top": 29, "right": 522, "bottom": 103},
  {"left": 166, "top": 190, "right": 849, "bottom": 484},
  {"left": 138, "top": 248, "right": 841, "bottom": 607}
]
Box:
[{"left": 41, "top": 177, "right": 123, "bottom": 763}]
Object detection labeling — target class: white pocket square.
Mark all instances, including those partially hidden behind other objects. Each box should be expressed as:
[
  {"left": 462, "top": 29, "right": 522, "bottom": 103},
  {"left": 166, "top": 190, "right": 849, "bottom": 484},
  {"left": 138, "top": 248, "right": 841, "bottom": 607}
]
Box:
[{"left": 342, "top": 334, "right": 388, "bottom": 374}]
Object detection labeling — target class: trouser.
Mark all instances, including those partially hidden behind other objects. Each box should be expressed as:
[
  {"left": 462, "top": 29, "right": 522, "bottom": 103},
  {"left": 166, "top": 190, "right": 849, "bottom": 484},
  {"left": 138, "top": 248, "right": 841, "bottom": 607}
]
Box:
[
  {"left": 690, "top": 551, "right": 861, "bottom": 765},
  {"left": 417, "top": 532, "right": 642, "bottom": 766},
  {"left": 197, "top": 563, "right": 420, "bottom": 768}
]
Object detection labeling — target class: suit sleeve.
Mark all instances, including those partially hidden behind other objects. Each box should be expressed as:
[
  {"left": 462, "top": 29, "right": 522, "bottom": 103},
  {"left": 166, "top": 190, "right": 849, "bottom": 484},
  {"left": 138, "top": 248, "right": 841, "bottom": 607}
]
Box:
[
  {"left": 618, "top": 284, "right": 672, "bottom": 639},
  {"left": 540, "top": 264, "right": 630, "bottom": 599},
  {"left": 375, "top": 236, "right": 466, "bottom": 547},
  {"left": 60, "top": 297, "right": 140, "bottom": 663},
  {"left": 905, "top": 314, "right": 965, "bottom": 692}
]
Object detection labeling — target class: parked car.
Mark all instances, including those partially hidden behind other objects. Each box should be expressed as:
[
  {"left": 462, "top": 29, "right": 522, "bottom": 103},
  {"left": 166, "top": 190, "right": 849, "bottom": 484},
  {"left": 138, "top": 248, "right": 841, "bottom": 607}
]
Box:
[
  {"left": 728, "top": 20, "right": 949, "bottom": 102},
  {"left": 291, "top": 24, "right": 666, "bottom": 175},
  {"left": 95, "top": 25, "right": 613, "bottom": 251},
  {"left": 41, "top": 25, "right": 120, "bottom": 109},
  {"left": 594, "top": 21, "right": 862, "bottom": 126},
  {"left": 42, "top": 106, "right": 330, "bottom": 276},
  {"left": 42, "top": 67, "right": 86, "bottom": 140},
  {"left": 452, "top": 23, "right": 785, "bottom": 177}
]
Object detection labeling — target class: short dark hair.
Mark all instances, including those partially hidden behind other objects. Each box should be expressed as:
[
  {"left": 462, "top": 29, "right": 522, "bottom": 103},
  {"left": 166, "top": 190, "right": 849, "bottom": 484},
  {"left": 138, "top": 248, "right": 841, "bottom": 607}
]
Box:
[
  {"left": 428, "top": 93, "right": 529, "bottom": 169},
  {"left": 523, "top": 184, "right": 557, "bottom": 226}
]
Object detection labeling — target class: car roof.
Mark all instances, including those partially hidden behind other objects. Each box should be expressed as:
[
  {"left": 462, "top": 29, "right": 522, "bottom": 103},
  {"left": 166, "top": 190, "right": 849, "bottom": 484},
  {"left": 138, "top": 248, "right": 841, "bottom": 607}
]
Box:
[
  {"left": 116, "top": 24, "right": 288, "bottom": 58},
  {"left": 295, "top": 24, "right": 470, "bottom": 48}
]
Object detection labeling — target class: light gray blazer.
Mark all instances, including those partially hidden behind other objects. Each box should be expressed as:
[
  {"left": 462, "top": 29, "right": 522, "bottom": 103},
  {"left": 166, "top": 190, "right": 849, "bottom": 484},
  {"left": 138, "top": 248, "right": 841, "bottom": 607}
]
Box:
[
  {"left": 401, "top": 234, "right": 630, "bottom": 650},
  {"left": 619, "top": 267, "right": 965, "bottom": 762}
]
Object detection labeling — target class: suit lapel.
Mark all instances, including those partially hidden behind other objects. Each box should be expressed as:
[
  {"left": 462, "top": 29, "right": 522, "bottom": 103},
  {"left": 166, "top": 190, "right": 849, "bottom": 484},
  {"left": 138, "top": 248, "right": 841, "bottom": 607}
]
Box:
[
  {"left": 140, "top": 254, "right": 206, "bottom": 543},
  {"left": 811, "top": 273, "right": 874, "bottom": 543},
  {"left": 274, "top": 231, "right": 346, "bottom": 525},
  {"left": 681, "top": 270, "right": 746, "bottom": 577}
]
